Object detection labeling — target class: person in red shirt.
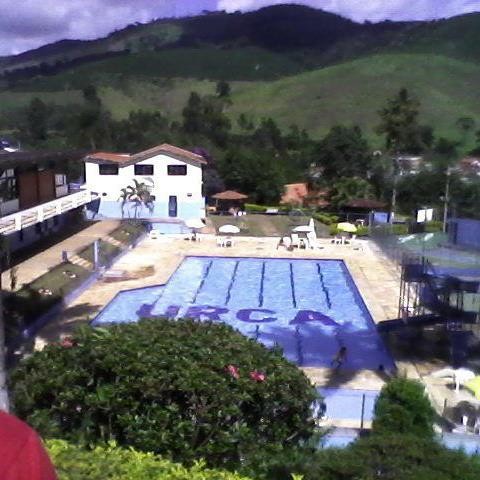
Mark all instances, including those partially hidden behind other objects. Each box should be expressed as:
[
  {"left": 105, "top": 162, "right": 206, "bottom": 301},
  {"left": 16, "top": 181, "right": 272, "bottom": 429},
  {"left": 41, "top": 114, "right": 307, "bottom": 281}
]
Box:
[{"left": 0, "top": 410, "right": 57, "bottom": 479}]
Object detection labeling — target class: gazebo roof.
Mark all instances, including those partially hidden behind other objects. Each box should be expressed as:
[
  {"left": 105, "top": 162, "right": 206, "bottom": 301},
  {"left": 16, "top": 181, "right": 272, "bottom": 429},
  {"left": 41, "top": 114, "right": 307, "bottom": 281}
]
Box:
[{"left": 212, "top": 190, "right": 248, "bottom": 200}]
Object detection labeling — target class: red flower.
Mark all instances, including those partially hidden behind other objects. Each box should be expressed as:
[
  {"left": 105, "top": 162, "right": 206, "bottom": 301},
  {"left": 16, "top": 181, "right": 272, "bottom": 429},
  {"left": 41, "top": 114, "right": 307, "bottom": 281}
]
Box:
[
  {"left": 250, "top": 370, "right": 266, "bottom": 382},
  {"left": 226, "top": 364, "right": 240, "bottom": 379},
  {"left": 60, "top": 337, "right": 74, "bottom": 348}
]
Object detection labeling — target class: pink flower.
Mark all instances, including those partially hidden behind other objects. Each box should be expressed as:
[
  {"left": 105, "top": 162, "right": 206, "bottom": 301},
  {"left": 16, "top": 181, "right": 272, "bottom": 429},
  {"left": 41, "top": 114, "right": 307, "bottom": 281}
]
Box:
[
  {"left": 60, "top": 337, "right": 74, "bottom": 348},
  {"left": 250, "top": 370, "right": 266, "bottom": 382},
  {"left": 226, "top": 365, "right": 240, "bottom": 379}
]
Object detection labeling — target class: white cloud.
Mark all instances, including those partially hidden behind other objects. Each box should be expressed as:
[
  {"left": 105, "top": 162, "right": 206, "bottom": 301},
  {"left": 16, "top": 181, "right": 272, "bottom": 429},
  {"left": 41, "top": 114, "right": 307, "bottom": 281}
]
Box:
[{"left": 218, "top": 0, "right": 480, "bottom": 21}]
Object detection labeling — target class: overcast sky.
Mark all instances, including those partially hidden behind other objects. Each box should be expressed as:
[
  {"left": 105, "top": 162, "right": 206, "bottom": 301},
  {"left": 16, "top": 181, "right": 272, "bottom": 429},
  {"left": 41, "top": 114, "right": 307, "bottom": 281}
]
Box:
[{"left": 1, "top": 0, "right": 480, "bottom": 56}]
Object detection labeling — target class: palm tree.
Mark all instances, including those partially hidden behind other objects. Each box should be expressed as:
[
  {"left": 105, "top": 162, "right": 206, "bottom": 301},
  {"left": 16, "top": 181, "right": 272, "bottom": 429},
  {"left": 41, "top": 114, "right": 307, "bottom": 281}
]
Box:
[{"left": 119, "top": 179, "right": 154, "bottom": 219}]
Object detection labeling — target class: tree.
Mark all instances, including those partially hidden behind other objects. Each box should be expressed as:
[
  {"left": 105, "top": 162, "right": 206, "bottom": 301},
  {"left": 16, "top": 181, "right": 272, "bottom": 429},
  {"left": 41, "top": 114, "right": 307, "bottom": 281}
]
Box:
[
  {"left": 216, "top": 80, "right": 231, "bottom": 98},
  {"left": 182, "top": 92, "right": 231, "bottom": 146},
  {"left": 219, "top": 148, "right": 285, "bottom": 204},
  {"left": 373, "top": 377, "right": 435, "bottom": 438},
  {"left": 26, "top": 97, "right": 49, "bottom": 142},
  {"left": 329, "top": 177, "right": 374, "bottom": 209},
  {"left": 119, "top": 179, "right": 155, "bottom": 218},
  {"left": 68, "top": 85, "right": 112, "bottom": 149},
  {"left": 455, "top": 116, "right": 476, "bottom": 144},
  {"left": 314, "top": 125, "right": 372, "bottom": 179},
  {"left": 376, "top": 88, "right": 432, "bottom": 154}
]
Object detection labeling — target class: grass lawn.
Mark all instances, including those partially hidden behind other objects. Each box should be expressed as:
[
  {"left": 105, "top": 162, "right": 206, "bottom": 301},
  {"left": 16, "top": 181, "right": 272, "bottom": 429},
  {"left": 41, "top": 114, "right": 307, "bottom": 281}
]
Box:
[
  {"left": 108, "top": 221, "right": 147, "bottom": 244},
  {"left": 4, "top": 262, "right": 91, "bottom": 341},
  {"left": 208, "top": 214, "right": 329, "bottom": 237},
  {"left": 78, "top": 242, "right": 121, "bottom": 265}
]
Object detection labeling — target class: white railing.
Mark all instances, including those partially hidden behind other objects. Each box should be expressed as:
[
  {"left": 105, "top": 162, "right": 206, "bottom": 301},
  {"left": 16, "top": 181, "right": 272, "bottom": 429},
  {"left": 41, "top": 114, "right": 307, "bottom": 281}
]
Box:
[{"left": 0, "top": 189, "right": 93, "bottom": 235}]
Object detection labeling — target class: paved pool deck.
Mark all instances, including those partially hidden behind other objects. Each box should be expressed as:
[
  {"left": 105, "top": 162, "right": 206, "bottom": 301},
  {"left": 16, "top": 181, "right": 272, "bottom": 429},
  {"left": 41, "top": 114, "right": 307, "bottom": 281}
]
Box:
[
  {"left": 34, "top": 235, "right": 400, "bottom": 392},
  {"left": 31, "top": 230, "right": 480, "bottom": 429}
]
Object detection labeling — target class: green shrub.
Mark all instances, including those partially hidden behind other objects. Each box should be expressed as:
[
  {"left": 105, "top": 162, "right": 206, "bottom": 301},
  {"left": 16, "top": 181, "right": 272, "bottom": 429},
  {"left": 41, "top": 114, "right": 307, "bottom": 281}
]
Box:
[
  {"left": 12, "top": 318, "right": 317, "bottom": 468},
  {"left": 356, "top": 226, "right": 369, "bottom": 237},
  {"left": 312, "top": 213, "right": 339, "bottom": 226},
  {"left": 372, "top": 378, "right": 435, "bottom": 438},
  {"left": 244, "top": 203, "right": 291, "bottom": 214},
  {"left": 47, "top": 439, "right": 253, "bottom": 480},
  {"left": 425, "top": 220, "right": 443, "bottom": 233}
]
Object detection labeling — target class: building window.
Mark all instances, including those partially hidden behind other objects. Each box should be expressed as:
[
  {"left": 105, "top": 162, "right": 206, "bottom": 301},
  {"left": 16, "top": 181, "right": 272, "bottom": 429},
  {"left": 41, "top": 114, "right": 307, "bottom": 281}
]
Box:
[
  {"left": 134, "top": 164, "right": 154, "bottom": 175},
  {"left": 0, "top": 169, "right": 17, "bottom": 201},
  {"left": 167, "top": 165, "right": 187, "bottom": 176},
  {"left": 55, "top": 174, "right": 66, "bottom": 186},
  {"left": 99, "top": 164, "right": 119, "bottom": 175}
]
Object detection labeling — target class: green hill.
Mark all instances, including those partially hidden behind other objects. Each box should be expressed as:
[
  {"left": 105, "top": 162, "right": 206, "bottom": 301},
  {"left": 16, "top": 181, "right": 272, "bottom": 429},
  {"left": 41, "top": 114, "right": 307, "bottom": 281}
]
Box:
[
  {"left": 2, "top": 53, "right": 479, "bottom": 148},
  {"left": 1, "top": 5, "right": 479, "bottom": 148}
]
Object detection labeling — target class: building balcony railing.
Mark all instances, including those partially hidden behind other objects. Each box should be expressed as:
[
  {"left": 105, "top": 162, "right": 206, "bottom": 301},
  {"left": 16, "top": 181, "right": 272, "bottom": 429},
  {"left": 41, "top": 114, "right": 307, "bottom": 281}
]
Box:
[{"left": 0, "top": 189, "right": 93, "bottom": 235}]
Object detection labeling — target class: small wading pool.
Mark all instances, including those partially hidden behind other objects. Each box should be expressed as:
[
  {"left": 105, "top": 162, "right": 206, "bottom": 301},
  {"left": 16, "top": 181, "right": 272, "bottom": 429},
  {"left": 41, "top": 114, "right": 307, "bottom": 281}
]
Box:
[{"left": 93, "top": 256, "right": 394, "bottom": 371}]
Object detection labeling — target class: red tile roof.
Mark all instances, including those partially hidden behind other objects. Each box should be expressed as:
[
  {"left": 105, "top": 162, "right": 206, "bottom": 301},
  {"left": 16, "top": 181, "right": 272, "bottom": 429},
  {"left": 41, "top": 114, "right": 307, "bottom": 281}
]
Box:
[
  {"left": 280, "top": 183, "right": 309, "bottom": 205},
  {"left": 85, "top": 144, "right": 207, "bottom": 166}
]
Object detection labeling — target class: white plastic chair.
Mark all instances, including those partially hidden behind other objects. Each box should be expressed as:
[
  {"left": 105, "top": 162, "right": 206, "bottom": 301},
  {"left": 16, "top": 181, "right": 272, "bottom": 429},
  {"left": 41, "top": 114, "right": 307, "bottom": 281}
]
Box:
[
  {"left": 283, "top": 237, "right": 292, "bottom": 249},
  {"left": 291, "top": 233, "right": 300, "bottom": 248},
  {"left": 216, "top": 237, "right": 224, "bottom": 247},
  {"left": 225, "top": 236, "right": 234, "bottom": 247},
  {"left": 307, "top": 231, "right": 316, "bottom": 249},
  {"left": 149, "top": 230, "right": 160, "bottom": 240}
]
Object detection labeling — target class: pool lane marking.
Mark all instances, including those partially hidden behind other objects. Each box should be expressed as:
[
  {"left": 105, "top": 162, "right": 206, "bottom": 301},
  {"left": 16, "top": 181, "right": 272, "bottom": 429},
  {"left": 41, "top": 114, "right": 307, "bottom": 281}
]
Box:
[
  {"left": 225, "top": 260, "right": 240, "bottom": 305},
  {"left": 317, "top": 263, "right": 332, "bottom": 309},
  {"left": 289, "top": 262, "right": 297, "bottom": 308},
  {"left": 259, "top": 261, "right": 266, "bottom": 307},
  {"left": 192, "top": 260, "right": 213, "bottom": 303}
]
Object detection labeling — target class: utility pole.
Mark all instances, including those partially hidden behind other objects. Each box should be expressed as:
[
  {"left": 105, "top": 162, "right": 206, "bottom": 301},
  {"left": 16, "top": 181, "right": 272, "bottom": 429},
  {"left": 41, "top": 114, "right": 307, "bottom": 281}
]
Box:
[
  {"left": 390, "top": 154, "right": 399, "bottom": 224},
  {"left": 442, "top": 167, "right": 452, "bottom": 233}
]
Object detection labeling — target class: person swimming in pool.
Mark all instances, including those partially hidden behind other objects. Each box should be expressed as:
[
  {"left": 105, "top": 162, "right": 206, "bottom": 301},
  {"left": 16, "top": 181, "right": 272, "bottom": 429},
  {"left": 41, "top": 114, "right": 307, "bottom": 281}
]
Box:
[{"left": 331, "top": 346, "right": 347, "bottom": 368}]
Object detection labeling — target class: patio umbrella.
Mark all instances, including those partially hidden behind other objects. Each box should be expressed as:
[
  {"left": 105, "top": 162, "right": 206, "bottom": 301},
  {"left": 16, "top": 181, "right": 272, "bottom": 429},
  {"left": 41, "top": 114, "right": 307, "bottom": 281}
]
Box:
[
  {"left": 337, "top": 222, "right": 357, "bottom": 233},
  {"left": 292, "top": 225, "right": 314, "bottom": 233},
  {"left": 185, "top": 218, "right": 205, "bottom": 230},
  {"left": 219, "top": 224, "right": 240, "bottom": 234}
]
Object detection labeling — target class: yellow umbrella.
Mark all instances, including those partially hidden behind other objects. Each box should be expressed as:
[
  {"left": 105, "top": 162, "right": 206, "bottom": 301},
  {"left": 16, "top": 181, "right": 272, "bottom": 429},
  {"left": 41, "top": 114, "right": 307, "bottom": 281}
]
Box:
[
  {"left": 337, "top": 222, "right": 357, "bottom": 233},
  {"left": 465, "top": 376, "right": 480, "bottom": 400}
]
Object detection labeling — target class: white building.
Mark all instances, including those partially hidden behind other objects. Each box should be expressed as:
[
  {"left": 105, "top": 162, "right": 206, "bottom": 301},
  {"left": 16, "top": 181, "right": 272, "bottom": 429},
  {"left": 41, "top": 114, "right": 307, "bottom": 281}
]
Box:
[{"left": 83, "top": 144, "right": 206, "bottom": 221}]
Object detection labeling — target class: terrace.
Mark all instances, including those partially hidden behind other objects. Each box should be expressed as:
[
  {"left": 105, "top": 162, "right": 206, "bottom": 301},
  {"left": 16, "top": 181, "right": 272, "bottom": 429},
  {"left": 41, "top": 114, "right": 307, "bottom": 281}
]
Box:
[{"left": 0, "top": 189, "right": 93, "bottom": 235}]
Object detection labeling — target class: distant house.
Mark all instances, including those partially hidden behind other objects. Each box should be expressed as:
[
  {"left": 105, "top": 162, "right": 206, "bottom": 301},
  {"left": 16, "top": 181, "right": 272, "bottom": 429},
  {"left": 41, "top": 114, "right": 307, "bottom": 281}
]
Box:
[
  {"left": 458, "top": 157, "right": 480, "bottom": 178},
  {"left": 0, "top": 150, "right": 91, "bottom": 252},
  {"left": 395, "top": 155, "right": 426, "bottom": 176},
  {"left": 83, "top": 143, "right": 207, "bottom": 221},
  {"left": 280, "top": 182, "right": 330, "bottom": 208}
]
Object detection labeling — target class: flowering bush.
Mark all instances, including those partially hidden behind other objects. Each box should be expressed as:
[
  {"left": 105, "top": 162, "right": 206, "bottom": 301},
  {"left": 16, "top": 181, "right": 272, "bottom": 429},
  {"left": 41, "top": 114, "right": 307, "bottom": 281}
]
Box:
[{"left": 12, "top": 318, "right": 317, "bottom": 468}]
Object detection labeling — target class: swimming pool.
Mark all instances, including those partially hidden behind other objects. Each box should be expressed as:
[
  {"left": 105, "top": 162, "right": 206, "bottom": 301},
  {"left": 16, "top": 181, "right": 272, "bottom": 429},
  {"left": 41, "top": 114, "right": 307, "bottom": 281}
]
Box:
[{"left": 93, "top": 256, "right": 394, "bottom": 370}]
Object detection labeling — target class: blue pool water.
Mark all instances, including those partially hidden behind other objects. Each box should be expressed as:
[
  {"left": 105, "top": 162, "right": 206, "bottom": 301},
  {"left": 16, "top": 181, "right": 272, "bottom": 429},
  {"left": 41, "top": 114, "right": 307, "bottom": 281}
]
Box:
[{"left": 93, "top": 256, "right": 394, "bottom": 370}]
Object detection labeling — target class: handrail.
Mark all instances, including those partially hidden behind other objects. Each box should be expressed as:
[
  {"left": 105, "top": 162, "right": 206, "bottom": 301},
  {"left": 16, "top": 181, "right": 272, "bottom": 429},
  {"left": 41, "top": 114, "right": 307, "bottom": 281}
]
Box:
[{"left": 0, "top": 190, "right": 92, "bottom": 235}]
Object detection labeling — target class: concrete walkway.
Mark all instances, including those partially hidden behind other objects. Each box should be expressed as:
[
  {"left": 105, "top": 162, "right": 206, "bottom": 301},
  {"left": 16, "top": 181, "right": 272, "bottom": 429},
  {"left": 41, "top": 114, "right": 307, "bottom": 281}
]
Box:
[{"left": 1, "top": 220, "right": 120, "bottom": 291}]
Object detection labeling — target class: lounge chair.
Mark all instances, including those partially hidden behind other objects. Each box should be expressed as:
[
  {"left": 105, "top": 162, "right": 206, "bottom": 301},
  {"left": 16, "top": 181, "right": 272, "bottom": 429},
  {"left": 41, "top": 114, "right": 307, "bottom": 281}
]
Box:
[{"left": 291, "top": 233, "right": 300, "bottom": 248}]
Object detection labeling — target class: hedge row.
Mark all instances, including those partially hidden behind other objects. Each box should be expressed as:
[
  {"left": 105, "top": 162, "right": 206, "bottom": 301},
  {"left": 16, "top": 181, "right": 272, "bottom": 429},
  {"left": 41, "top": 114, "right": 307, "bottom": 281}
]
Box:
[{"left": 47, "top": 440, "right": 252, "bottom": 480}]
